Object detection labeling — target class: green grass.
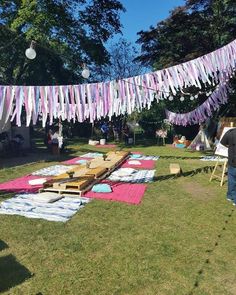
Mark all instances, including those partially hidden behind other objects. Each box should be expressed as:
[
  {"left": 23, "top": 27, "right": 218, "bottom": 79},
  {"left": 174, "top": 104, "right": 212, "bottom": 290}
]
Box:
[{"left": 0, "top": 142, "right": 236, "bottom": 295}]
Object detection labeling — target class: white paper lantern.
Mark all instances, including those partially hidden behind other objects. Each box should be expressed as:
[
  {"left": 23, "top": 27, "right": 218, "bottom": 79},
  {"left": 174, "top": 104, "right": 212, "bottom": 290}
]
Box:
[
  {"left": 168, "top": 95, "right": 173, "bottom": 101},
  {"left": 82, "top": 68, "right": 90, "bottom": 79},
  {"left": 180, "top": 96, "right": 185, "bottom": 101},
  {"left": 25, "top": 47, "right": 36, "bottom": 60},
  {"left": 190, "top": 95, "right": 194, "bottom": 100}
]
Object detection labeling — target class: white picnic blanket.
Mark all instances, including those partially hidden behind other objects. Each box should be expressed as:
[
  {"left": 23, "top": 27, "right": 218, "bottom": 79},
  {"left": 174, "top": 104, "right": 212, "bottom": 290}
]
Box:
[
  {"left": 80, "top": 152, "right": 103, "bottom": 158},
  {"left": 0, "top": 194, "right": 91, "bottom": 222},
  {"left": 200, "top": 156, "right": 227, "bottom": 162},
  {"left": 32, "top": 165, "right": 74, "bottom": 176},
  {"left": 107, "top": 169, "right": 155, "bottom": 183},
  {"left": 129, "top": 154, "right": 160, "bottom": 160}
]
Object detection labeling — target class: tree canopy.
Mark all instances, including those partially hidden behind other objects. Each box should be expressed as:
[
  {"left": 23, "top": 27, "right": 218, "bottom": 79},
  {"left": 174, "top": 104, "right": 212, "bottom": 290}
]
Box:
[
  {"left": 95, "top": 38, "right": 145, "bottom": 81},
  {"left": 136, "top": 0, "right": 236, "bottom": 69},
  {"left": 135, "top": 0, "right": 236, "bottom": 135},
  {"left": 0, "top": 0, "right": 125, "bottom": 85}
]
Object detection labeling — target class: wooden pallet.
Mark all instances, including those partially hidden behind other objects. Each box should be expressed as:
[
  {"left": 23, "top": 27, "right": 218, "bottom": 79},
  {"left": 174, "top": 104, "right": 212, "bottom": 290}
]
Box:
[
  {"left": 41, "top": 178, "right": 100, "bottom": 197},
  {"left": 40, "top": 152, "right": 130, "bottom": 196},
  {"left": 52, "top": 176, "right": 94, "bottom": 190}
]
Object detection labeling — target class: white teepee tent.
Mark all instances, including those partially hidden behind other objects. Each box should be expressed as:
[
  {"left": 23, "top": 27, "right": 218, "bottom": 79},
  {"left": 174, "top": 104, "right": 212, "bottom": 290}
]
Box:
[{"left": 188, "top": 129, "right": 211, "bottom": 150}]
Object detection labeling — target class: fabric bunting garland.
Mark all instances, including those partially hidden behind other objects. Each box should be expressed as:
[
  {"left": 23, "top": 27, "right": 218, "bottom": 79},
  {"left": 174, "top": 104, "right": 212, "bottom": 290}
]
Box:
[
  {"left": 165, "top": 83, "right": 229, "bottom": 126},
  {"left": 0, "top": 38, "right": 236, "bottom": 127}
]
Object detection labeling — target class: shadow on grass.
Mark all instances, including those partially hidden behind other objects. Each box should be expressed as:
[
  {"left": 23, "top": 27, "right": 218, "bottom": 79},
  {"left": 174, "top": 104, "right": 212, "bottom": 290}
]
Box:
[
  {"left": 159, "top": 155, "right": 204, "bottom": 160},
  {"left": 154, "top": 165, "right": 215, "bottom": 182},
  {"left": 0, "top": 147, "right": 79, "bottom": 169},
  {"left": 0, "top": 192, "right": 14, "bottom": 199},
  {"left": 187, "top": 207, "right": 235, "bottom": 295},
  {"left": 0, "top": 240, "right": 8, "bottom": 251},
  {"left": 0, "top": 254, "right": 33, "bottom": 293}
]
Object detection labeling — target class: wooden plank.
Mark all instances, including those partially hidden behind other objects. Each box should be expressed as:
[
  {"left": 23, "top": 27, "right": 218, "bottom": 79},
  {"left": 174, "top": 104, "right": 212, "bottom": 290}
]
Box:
[{"left": 209, "top": 160, "right": 228, "bottom": 186}]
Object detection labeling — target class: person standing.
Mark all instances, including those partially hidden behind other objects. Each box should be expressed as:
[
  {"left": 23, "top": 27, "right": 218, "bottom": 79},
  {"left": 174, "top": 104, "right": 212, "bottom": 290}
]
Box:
[
  {"left": 220, "top": 127, "right": 236, "bottom": 205},
  {"left": 122, "top": 124, "right": 130, "bottom": 145},
  {"left": 101, "top": 122, "right": 109, "bottom": 141}
]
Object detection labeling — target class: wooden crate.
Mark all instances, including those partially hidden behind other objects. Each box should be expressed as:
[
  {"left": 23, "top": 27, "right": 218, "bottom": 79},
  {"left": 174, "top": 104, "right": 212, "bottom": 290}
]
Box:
[{"left": 169, "top": 163, "right": 181, "bottom": 174}]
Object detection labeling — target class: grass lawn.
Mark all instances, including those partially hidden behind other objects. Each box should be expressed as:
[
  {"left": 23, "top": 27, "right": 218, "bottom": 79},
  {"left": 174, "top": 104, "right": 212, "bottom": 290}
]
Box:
[{"left": 0, "top": 141, "right": 236, "bottom": 295}]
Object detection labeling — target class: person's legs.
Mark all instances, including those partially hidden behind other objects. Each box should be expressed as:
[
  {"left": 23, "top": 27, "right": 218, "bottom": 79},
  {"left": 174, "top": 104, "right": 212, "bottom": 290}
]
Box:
[{"left": 227, "top": 165, "right": 236, "bottom": 203}]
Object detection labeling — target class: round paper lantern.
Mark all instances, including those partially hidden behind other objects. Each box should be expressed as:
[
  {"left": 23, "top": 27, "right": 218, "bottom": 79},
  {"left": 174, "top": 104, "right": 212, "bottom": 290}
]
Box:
[
  {"left": 25, "top": 47, "right": 36, "bottom": 60},
  {"left": 82, "top": 68, "right": 90, "bottom": 79}
]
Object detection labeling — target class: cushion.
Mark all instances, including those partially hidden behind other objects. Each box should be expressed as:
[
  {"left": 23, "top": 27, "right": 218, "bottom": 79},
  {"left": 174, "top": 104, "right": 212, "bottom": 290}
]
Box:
[
  {"left": 130, "top": 154, "right": 142, "bottom": 159},
  {"left": 128, "top": 160, "right": 141, "bottom": 165},
  {"left": 27, "top": 192, "right": 63, "bottom": 203},
  {"left": 112, "top": 168, "right": 137, "bottom": 177},
  {"left": 28, "top": 178, "right": 47, "bottom": 186},
  {"left": 75, "top": 159, "right": 88, "bottom": 164},
  {"left": 175, "top": 143, "right": 186, "bottom": 149},
  {"left": 91, "top": 184, "right": 112, "bottom": 193}
]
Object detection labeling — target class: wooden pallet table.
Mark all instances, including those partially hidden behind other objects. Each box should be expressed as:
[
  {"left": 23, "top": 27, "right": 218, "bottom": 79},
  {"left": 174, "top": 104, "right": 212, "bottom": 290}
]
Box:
[{"left": 40, "top": 152, "right": 130, "bottom": 196}]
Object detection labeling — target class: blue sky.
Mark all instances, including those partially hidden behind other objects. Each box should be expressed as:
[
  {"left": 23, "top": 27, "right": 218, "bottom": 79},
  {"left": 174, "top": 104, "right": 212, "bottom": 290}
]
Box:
[{"left": 111, "top": 0, "right": 185, "bottom": 44}]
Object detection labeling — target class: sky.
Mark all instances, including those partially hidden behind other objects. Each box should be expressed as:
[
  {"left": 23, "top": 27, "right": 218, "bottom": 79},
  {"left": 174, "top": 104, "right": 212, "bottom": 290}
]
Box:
[{"left": 110, "top": 0, "right": 185, "bottom": 44}]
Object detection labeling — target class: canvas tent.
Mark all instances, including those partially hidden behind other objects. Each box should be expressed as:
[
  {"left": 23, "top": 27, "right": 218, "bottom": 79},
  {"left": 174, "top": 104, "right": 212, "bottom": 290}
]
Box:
[{"left": 188, "top": 129, "right": 211, "bottom": 150}]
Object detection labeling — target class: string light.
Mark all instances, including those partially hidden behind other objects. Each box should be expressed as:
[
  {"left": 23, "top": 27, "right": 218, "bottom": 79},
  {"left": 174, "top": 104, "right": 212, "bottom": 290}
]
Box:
[{"left": 122, "top": 75, "right": 232, "bottom": 103}]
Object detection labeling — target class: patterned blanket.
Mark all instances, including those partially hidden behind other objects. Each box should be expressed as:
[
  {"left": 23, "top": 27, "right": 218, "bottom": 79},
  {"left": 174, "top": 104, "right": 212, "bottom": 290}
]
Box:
[
  {"left": 80, "top": 152, "right": 103, "bottom": 158},
  {"left": 129, "top": 155, "right": 160, "bottom": 161},
  {"left": 0, "top": 194, "right": 91, "bottom": 222},
  {"left": 200, "top": 156, "right": 227, "bottom": 162},
  {"left": 107, "top": 169, "right": 155, "bottom": 183},
  {"left": 32, "top": 165, "right": 74, "bottom": 176}
]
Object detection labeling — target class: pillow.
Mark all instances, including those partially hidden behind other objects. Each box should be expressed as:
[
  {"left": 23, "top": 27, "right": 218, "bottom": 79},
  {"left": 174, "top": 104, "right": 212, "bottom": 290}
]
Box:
[
  {"left": 92, "top": 183, "right": 112, "bottom": 193},
  {"left": 130, "top": 154, "right": 142, "bottom": 159},
  {"left": 176, "top": 143, "right": 186, "bottom": 149},
  {"left": 27, "top": 192, "right": 63, "bottom": 203},
  {"left": 112, "top": 168, "right": 137, "bottom": 177},
  {"left": 75, "top": 159, "right": 88, "bottom": 164},
  {"left": 28, "top": 178, "right": 47, "bottom": 185},
  {"left": 128, "top": 160, "right": 141, "bottom": 165}
]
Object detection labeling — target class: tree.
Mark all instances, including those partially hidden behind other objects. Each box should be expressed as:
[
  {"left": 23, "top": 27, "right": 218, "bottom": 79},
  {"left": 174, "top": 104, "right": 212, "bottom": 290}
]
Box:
[
  {"left": 136, "top": 0, "right": 236, "bottom": 69},
  {"left": 135, "top": 0, "right": 236, "bottom": 132},
  {"left": 0, "top": 0, "right": 125, "bottom": 85},
  {"left": 95, "top": 38, "right": 146, "bottom": 81}
]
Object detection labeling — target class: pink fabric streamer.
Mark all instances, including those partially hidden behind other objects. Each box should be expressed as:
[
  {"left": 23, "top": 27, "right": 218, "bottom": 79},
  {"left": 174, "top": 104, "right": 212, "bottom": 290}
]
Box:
[
  {"left": 165, "top": 83, "right": 229, "bottom": 126},
  {"left": 0, "top": 39, "right": 235, "bottom": 126}
]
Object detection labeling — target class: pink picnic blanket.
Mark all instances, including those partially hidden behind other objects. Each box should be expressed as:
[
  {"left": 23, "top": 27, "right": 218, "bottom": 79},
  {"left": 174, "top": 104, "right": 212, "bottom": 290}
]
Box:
[
  {"left": 121, "top": 159, "right": 155, "bottom": 169},
  {"left": 96, "top": 144, "right": 117, "bottom": 148},
  {"left": 84, "top": 181, "right": 146, "bottom": 205},
  {"left": 62, "top": 157, "right": 93, "bottom": 165},
  {"left": 0, "top": 175, "right": 51, "bottom": 193}
]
